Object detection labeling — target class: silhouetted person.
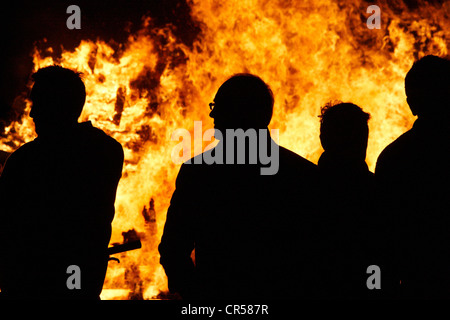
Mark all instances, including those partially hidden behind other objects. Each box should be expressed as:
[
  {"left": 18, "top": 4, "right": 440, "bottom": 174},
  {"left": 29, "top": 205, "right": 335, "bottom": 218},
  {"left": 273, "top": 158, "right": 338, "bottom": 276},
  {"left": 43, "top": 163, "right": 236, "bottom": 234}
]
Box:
[
  {"left": 314, "top": 102, "right": 377, "bottom": 298},
  {"left": 0, "top": 66, "right": 124, "bottom": 299},
  {"left": 159, "top": 73, "right": 318, "bottom": 299},
  {"left": 375, "top": 55, "right": 450, "bottom": 298}
]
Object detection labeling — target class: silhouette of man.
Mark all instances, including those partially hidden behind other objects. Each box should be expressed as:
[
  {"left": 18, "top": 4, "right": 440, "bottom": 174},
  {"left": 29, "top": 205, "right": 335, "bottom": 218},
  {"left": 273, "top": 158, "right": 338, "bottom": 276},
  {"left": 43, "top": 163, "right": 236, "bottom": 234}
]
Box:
[
  {"left": 0, "top": 66, "right": 124, "bottom": 299},
  {"left": 375, "top": 55, "right": 450, "bottom": 298},
  {"left": 159, "top": 73, "right": 318, "bottom": 299},
  {"left": 315, "top": 102, "right": 377, "bottom": 298}
]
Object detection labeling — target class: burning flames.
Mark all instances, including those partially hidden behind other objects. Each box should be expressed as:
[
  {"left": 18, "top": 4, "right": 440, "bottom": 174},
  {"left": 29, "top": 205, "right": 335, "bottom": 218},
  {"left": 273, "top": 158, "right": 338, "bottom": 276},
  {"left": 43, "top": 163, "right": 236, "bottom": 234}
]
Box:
[{"left": 0, "top": 0, "right": 449, "bottom": 299}]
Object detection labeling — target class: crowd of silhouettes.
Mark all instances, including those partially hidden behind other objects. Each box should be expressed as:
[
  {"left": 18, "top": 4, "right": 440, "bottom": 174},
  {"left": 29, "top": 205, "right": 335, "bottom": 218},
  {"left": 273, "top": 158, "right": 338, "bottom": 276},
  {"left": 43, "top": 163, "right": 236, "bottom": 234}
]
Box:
[{"left": 0, "top": 54, "right": 449, "bottom": 299}]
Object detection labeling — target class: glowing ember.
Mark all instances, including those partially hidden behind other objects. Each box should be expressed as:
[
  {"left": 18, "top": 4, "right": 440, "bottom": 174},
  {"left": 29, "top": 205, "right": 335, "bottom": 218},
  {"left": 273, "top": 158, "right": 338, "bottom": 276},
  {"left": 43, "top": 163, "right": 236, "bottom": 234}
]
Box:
[{"left": 0, "top": 0, "right": 448, "bottom": 299}]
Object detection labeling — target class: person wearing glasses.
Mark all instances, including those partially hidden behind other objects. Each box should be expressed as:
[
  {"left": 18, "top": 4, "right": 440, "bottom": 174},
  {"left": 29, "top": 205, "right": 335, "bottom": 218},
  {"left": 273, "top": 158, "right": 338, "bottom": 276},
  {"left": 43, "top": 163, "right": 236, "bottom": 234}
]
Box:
[{"left": 159, "top": 73, "right": 319, "bottom": 299}]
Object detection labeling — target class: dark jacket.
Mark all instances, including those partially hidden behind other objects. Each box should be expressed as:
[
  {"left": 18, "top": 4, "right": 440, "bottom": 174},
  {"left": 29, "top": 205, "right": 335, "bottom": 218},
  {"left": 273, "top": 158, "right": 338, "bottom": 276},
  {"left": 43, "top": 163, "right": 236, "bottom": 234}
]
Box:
[
  {"left": 159, "top": 138, "right": 319, "bottom": 299},
  {"left": 0, "top": 121, "right": 124, "bottom": 299},
  {"left": 375, "top": 117, "right": 450, "bottom": 298},
  {"left": 315, "top": 152, "right": 376, "bottom": 298}
]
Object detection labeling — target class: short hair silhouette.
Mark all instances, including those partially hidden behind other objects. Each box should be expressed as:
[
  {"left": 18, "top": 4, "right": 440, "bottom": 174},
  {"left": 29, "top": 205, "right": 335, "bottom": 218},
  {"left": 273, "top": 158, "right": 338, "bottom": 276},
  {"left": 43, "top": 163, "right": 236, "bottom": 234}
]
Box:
[
  {"left": 211, "top": 73, "right": 274, "bottom": 129},
  {"left": 405, "top": 55, "right": 450, "bottom": 117},
  {"left": 30, "top": 65, "right": 86, "bottom": 121},
  {"left": 0, "top": 65, "right": 124, "bottom": 299},
  {"left": 319, "top": 102, "right": 370, "bottom": 156}
]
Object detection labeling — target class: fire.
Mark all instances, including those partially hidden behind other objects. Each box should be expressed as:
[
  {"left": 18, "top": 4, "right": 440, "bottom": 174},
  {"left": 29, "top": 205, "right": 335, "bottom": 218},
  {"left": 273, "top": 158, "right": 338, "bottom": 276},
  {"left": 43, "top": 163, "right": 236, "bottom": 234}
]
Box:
[{"left": 0, "top": 0, "right": 448, "bottom": 299}]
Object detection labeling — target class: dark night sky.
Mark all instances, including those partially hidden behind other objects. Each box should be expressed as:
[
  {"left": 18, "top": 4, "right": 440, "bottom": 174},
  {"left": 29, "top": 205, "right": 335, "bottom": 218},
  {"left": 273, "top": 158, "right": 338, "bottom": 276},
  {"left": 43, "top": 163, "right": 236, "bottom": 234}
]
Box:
[{"left": 0, "top": 0, "right": 201, "bottom": 132}]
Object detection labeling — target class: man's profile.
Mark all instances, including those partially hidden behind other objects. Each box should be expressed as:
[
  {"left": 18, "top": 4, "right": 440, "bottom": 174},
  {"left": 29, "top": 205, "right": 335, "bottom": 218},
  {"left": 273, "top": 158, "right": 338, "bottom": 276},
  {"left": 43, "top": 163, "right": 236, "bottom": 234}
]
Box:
[
  {"left": 375, "top": 55, "right": 450, "bottom": 298},
  {"left": 0, "top": 65, "right": 124, "bottom": 299},
  {"left": 159, "top": 73, "right": 318, "bottom": 299}
]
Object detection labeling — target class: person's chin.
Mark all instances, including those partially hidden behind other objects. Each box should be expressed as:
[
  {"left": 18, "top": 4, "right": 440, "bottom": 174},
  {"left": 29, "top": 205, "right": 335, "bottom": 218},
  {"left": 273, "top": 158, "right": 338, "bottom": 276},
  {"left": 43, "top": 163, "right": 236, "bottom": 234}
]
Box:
[
  {"left": 34, "top": 123, "right": 50, "bottom": 137},
  {"left": 33, "top": 123, "right": 41, "bottom": 135}
]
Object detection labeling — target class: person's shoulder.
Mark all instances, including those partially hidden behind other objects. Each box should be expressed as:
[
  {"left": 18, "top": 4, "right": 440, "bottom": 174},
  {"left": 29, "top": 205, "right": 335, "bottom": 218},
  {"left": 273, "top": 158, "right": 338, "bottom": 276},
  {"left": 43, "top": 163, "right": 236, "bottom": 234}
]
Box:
[
  {"left": 376, "top": 129, "right": 416, "bottom": 168},
  {"left": 279, "top": 145, "right": 317, "bottom": 172},
  {"left": 6, "top": 140, "right": 38, "bottom": 161},
  {"left": 83, "top": 122, "right": 124, "bottom": 155},
  {"left": 178, "top": 149, "right": 211, "bottom": 175},
  {"left": 0, "top": 141, "right": 39, "bottom": 176}
]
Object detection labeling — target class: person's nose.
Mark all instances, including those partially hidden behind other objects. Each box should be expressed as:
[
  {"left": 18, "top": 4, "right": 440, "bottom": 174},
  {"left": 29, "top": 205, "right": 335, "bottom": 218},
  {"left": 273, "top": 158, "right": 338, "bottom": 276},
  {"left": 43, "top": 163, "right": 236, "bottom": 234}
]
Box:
[{"left": 209, "top": 106, "right": 216, "bottom": 119}]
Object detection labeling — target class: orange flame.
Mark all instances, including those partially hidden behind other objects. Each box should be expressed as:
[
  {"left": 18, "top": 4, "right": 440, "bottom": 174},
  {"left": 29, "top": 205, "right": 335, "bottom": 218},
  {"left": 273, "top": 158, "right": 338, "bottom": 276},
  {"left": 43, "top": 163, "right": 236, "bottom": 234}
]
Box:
[{"left": 1, "top": 0, "right": 449, "bottom": 299}]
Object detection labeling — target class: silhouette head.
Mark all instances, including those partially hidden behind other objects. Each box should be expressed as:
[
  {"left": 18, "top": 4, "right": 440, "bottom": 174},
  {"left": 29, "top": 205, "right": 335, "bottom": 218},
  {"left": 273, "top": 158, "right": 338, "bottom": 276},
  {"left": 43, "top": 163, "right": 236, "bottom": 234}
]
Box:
[
  {"left": 405, "top": 55, "right": 450, "bottom": 118},
  {"left": 209, "top": 73, "right": 274, "bottom": 133},
  {"left": 319, "top": 102, "right": 370, "bottom": 161},
  {"left": 29, "top": 65, "right": 86, "bottom": 136}
]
